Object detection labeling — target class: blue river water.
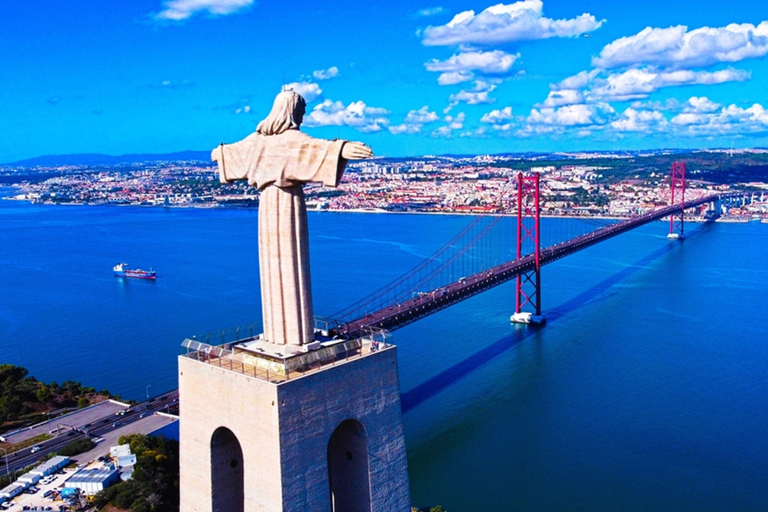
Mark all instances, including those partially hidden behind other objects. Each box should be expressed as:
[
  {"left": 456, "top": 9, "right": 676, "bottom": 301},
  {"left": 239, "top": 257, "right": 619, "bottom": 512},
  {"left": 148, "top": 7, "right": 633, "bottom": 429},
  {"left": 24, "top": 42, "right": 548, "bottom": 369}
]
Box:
[{"left": 2, "top": 192, "right": 768, "bottom": 511}]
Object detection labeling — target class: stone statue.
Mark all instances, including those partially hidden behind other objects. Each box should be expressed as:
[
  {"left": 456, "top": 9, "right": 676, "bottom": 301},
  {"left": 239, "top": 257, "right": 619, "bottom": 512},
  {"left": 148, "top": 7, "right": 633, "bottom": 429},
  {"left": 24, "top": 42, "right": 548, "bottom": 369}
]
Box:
[{"left": 211, "top": 91, "right": 373, "bottom": 347}]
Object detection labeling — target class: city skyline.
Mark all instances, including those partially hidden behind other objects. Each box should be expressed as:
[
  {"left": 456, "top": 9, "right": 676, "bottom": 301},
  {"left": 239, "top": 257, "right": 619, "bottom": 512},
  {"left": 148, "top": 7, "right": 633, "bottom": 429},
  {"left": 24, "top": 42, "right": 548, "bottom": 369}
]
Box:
[{"left": 3, "top": 0, "right": 768, "bottom": 163}]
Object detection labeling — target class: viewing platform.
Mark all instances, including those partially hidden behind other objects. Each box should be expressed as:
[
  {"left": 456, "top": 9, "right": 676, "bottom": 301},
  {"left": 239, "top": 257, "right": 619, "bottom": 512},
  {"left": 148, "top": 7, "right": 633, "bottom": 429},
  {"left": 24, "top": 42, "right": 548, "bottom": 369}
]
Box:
[{"left": 180, "top": 325, "right": 392, "bottom": 384}]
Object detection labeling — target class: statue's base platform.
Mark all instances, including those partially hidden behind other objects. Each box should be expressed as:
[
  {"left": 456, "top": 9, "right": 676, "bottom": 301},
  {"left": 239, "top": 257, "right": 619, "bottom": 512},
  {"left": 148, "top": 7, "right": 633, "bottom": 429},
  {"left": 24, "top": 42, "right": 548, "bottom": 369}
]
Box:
[
  {"left": 232, "top": 336, "right": 362, "bottom": 376},
  {"left": 180, "top": 329, "right": 391, "bottom": 382}
]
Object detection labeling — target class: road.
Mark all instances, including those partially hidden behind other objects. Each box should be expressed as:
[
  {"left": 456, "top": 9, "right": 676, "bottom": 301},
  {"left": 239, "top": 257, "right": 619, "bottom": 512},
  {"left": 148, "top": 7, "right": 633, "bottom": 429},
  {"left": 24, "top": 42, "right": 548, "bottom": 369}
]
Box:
[{"left": 1, "top": 390, "right": 179, "bottom": 478}]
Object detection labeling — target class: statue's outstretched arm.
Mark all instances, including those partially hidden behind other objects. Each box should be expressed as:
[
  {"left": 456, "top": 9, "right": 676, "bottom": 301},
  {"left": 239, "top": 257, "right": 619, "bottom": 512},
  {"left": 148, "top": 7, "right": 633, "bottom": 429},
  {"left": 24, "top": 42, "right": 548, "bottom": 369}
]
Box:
[{"left": 341, "top": 141, "right": 373, "bottom": 160}]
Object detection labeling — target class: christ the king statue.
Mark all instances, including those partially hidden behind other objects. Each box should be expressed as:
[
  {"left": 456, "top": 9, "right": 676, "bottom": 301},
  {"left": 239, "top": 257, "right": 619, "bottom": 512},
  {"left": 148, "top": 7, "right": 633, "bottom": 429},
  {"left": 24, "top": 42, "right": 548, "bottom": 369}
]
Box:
[{"left": 211, "top": 90, "right": 373, "bottom": 347}]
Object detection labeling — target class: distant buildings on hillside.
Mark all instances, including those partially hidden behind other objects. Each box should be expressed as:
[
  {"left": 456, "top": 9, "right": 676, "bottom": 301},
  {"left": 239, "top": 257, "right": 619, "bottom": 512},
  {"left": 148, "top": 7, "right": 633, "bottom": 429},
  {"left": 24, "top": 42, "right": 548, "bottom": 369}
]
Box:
[{"left": 3, "top": 156, "right": 768, "bottom": 220}]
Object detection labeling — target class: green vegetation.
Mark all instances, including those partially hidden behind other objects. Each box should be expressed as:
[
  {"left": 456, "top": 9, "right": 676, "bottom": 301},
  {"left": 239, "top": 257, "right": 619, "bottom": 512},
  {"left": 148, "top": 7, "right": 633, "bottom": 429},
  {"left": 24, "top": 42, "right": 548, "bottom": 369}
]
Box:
[
  {"left": 0, "top": 462, "right": 35, "bottom": 488},
  {"left": 93, "top": 434, "right": 179, "bottom": 512},
  {"left": 56, "top": 438, "right": 95, "bottom": 457},
  {"left": 3, "top": 432, "right": 52, "bottom": 453},
  {"left": 569, "top": 186, "right": 610, "bottom": 207},
  {"left": 0, "top": 364, "right": 115, "bottom": 433}
]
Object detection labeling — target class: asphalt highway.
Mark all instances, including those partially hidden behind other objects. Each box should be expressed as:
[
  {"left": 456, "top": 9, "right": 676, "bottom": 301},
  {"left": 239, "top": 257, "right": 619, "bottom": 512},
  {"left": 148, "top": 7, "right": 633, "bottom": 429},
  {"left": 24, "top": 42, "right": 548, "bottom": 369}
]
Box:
[{"left": 1, "top": 390, "right": 179, "bottom": 478}]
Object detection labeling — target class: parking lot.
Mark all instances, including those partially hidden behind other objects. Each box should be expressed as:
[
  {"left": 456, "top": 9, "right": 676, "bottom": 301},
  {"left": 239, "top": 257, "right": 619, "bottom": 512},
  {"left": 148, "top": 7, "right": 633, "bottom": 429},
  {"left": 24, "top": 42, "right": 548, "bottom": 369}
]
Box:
[
  {"left": 2, "top": 413, "right": 178, "bottom": 511},
  {"left": 2, "top": 467, "right": 71, "bottom": 510}
]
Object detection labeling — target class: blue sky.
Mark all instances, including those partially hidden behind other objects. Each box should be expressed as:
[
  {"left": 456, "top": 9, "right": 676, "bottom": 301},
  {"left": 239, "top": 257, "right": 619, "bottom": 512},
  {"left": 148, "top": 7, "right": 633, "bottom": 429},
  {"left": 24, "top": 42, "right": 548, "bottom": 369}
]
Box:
[{"left": 3, "top": 0, "right": 768, "bottom": 162}]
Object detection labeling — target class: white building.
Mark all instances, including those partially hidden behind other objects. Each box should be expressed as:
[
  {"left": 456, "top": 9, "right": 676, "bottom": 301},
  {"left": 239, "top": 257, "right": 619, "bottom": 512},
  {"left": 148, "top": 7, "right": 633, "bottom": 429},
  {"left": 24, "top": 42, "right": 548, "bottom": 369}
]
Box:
[
  {"left": 64, "top": 467, "right": 120, "bottom": 495},
  {"left": 0, "top": 483, "right": 24, "bottom": 501},
  {"left": 16, "top": 471, "right": 41, "bottom": 486},
  {"left": 30, "top": 455, "right": 69, "bottom": 477}
]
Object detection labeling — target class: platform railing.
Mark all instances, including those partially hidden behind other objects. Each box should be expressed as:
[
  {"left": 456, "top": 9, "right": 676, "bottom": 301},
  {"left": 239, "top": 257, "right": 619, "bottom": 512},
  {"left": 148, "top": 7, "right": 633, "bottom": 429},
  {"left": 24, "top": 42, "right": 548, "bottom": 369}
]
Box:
[
  {"left": 187, "top": 315, "right": 356, "bottom": 347},
  {"left": 180, "top": 328, "right": 392, "bottom": 383}
]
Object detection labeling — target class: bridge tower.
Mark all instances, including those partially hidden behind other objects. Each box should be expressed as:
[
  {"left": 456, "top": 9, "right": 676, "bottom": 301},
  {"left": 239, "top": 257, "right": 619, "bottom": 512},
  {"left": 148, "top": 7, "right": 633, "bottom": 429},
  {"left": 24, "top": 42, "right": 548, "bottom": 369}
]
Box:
[
  {"left": 668, "top": 162, "right": 686, "bottom": 240},
  {"left": 511, "top": 172, "right": 545, "bottom": 324}
]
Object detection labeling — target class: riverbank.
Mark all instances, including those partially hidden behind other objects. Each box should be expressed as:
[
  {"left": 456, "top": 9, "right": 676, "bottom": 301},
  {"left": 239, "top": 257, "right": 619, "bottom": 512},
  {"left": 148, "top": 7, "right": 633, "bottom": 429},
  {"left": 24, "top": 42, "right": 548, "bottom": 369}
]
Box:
[{"left": 2, "top": 188, "right": 762, "bottom": 223}]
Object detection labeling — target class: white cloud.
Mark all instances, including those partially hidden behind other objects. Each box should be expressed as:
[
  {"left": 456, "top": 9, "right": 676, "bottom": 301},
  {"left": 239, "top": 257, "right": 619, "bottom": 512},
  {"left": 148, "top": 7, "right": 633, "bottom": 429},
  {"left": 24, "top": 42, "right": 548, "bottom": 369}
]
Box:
[
  {"left": 389, "top": 106, "right": 439, "bottom": 134},
  {"left": 610, "top": 108, "right": 667, "bottom": 132},
  {"left": 424, "top": 50, "right": 520, "bottom": 85},
  {"left": 629, "top": 98, "right": 682, "bottom": 112},
  {"left": 313, "top": 67, "right": 339, "bottom": 80},
  {"left": 480, "top": 106, "right": 513, "bottom": 123},
  {"left": 449, "top": 90, "right": 495, "bottom": 105},
  {"left": 431, "top": 113, "right": 466, "bottom": 137},
  {"left": 283, "top": 82, "right": 323, "bottom": 102},
  {"left": 461, "top": 127, "right": 492, "bottom": 137},
  {"left": 535, "top": 22, "right": 764, "bottom": 121},
  {"left": 671, "top": 112, "right": 708, "bottom": 126},
  {"left": 669, "top": 102, "right": 768, "bottom": 137},
  {"left": 304, "top": 99, "right": 390, "bottom": 133},
  {"left": 672, "top": 102, "right": 767, "bottom": 125},
  {"left": 389, "top": 124, "right": 420, "bottom": 135},
  {"left": 594, "top": 22, "right": 768, "bottom": 70},
  {"left": 426, "top": 50, "right": 519, "bottom": 74},
  {"left": 480, "top": 106, "right": 515, "bottom": 131},
  {"left": 432, "top": 126, "right": 453, "bottom": 137},
  {"left": 405, "top": 106, "right": 440, "bottom": 124},
  {"left": 527, "top": 102, "right": 615, "bottom": 128},
  {"left": 438, "top": 71, "right": 475, "bottom": 85},
  {"left": 427, "top": 50, "right": 520, "bottom": 84},
  {"left": 418, "top": 6, "right": 445, "bottom": 17},
  {"left": 514, "top": 95, "right": 768, "bottom": 138},
  {"left": 539, "top": 89, "right": 583, "bottom": 107},
  {"left": 155, "top": 0, "right": 253, "bottom": 20},
  {"left": 446, "top": 112, "right": 465, "bottom": 129},
  {"left": 235, "top": 105, "right": 252, "bottom": 114},
  {"left": 446, "top": 80, "right": 498, "bottom": 109},
  {"left": 422, "top": 0, "right": 603, "bottom": 46},
  {"left": 589, "top": 67, "right": 750, "bottom": 102},
  {"left": 683, "top": 96, "right": 721, "bottom": 113},
  {"left": 553, "top": 70, "right": 600, "bottom": 91}
]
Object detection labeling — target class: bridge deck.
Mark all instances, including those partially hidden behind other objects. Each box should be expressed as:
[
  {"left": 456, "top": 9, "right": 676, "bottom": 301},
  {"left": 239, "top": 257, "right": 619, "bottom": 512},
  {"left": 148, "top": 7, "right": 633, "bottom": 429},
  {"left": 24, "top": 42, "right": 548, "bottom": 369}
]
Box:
[{"left": 332, "top": 194, "right": 720, "bottom": 339}]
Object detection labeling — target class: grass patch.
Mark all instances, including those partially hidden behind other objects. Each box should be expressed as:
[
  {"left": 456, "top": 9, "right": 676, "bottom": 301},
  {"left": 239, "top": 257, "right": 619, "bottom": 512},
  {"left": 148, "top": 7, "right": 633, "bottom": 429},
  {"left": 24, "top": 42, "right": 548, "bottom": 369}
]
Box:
[
  {"left": 1, "top": 432, "right": 53, "bottom": 453},
  {"left": 56, "top": 438, "right": 95, "bottom": 457}
]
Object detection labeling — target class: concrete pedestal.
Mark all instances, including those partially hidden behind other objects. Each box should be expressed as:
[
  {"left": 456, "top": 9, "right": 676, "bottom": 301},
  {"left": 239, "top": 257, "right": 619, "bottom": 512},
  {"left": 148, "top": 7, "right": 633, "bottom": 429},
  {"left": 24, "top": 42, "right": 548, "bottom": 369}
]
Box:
[{"left": 178, "top": 343, "right": 411, "bottom": 512}]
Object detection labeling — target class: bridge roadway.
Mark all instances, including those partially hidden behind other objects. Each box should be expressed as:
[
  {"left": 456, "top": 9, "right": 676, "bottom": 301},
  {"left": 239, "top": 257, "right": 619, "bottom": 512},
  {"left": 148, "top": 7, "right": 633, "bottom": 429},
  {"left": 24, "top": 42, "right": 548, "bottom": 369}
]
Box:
[{"left": 331, "top": 193, "right": 729, "bottom": 340}]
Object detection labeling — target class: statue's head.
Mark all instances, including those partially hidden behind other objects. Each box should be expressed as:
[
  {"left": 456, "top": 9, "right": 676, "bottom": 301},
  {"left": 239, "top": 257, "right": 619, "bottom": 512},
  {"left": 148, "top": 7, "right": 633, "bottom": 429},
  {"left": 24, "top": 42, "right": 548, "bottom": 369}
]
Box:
[{"left": 256, "top": 90, "right": 307, "bottom": 136}]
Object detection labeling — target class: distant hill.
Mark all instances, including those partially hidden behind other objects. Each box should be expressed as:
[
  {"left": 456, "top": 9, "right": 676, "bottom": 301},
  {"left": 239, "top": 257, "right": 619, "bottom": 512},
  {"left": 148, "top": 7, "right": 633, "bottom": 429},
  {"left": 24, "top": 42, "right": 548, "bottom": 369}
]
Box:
[{"left": 6, "top": 150, "right": 212, "bottom": 166}]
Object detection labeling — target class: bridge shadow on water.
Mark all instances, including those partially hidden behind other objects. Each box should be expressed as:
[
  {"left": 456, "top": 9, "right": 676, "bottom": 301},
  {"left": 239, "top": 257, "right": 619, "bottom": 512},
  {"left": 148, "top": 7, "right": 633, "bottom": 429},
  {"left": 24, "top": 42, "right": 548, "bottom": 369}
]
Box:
[{"left": 400, "top": 224, "right": 708, "bottom": 413}]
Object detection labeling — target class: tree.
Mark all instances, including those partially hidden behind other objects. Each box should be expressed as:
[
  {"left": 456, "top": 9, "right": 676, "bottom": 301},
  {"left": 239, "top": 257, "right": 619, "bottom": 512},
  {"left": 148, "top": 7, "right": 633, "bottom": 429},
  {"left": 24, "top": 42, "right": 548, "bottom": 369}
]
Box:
[
  {"left": 36, "top": 386, "right": 51, "bottom": 403},
  {"left": 0, "top": 364, "right": 28, "bottom": 388},
  {"left": 95, "top": 434, "right": 180, "bottom": 511},
  {"left": 61, "top": 380, "right": 82, "bottom": 395},
  {"left": 0, "top": 395, "right": 23, "bottom": 422},
  {"left": 57, "top": 438, "right": 95, "bottom": 457}
]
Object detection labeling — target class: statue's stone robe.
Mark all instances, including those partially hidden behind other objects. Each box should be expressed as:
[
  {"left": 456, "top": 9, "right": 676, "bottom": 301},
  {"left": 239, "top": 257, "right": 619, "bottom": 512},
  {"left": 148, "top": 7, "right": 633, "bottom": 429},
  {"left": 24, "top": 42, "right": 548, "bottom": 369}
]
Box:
[{"left": 212, "top": 130, "right": 347, "bottom": 346}]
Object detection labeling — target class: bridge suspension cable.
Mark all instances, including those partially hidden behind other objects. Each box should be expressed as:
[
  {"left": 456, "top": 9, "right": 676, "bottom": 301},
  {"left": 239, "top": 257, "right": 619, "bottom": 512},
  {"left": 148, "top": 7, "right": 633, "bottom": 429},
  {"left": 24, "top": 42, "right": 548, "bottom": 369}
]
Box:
[{"left": 328, "top": 178, "right": 520, "bottom": 325}]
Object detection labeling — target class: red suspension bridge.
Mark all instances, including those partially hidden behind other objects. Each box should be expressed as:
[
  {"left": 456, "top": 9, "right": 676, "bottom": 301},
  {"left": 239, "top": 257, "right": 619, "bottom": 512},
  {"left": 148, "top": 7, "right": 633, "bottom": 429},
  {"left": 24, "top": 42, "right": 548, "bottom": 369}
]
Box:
[
  {"left": 325, "top": 162, "right": 750, "bottom": 340},
  {"left": 188, "top": 162, "right": 758, "bottom": 349}
]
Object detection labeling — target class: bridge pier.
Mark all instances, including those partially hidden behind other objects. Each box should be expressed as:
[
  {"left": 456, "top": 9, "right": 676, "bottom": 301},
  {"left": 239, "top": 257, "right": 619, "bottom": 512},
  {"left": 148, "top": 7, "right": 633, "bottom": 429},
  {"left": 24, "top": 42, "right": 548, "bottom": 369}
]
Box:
[{"left": 704, "top": 197, "right": 721, "bottom": 222}]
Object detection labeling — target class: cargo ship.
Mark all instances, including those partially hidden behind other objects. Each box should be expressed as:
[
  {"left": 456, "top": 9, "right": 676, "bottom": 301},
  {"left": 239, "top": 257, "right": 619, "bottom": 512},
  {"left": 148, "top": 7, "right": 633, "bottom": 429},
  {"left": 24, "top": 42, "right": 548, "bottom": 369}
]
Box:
[{"left": 113, "top": 262, "right": 156, "bottom": 280}]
